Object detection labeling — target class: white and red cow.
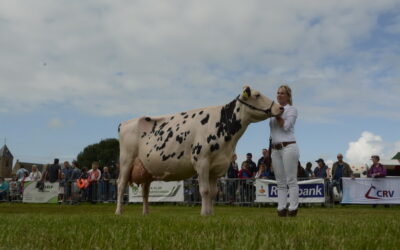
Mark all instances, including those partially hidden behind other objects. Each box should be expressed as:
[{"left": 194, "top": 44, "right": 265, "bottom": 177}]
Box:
[{"left": 115, "top": 86, "right": 283, "bottom": 215}]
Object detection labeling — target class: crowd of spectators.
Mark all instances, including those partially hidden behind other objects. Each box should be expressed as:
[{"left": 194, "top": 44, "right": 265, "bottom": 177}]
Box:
[
  {"left": 0, "top": 158, "right": 120, "bottom": 203},
  {"left": 0, "top": 152, "right": 398, "bottom": 205}
]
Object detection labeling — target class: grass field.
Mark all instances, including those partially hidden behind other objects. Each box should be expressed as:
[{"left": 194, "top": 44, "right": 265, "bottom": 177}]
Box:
[{"left": 0, "top": 203, "right": 399, "bottom": 250}]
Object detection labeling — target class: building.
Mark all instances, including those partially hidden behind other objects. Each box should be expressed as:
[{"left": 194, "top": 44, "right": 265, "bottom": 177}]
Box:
[
  {"left": 12, "top": 160, "right": 45, "bottom": 174},
  {"left": 0, "top": 144, "right": 14, "bottom": 178}
]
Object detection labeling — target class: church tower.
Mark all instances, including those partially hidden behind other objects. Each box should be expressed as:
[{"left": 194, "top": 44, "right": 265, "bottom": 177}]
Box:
[{"left": 0, "top": 144, "right": 13, "bottom": 178}]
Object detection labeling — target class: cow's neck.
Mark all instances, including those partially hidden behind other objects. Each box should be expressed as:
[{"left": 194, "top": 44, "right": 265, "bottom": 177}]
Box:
[{"left": 215, "top": 99, "right": 251, "bottom": 150}]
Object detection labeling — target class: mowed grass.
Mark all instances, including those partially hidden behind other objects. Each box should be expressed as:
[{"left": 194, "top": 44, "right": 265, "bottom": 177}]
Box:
[{"left": 0, "top": 203, "right": 399, "bottom": 250}]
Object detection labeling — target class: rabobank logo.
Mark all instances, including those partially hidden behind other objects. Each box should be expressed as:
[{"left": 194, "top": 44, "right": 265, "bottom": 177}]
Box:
[
  {"left": 268, "top": 184, "right": 324, "bottom": 198},
  {"left": 364, "top": 185, "right": 395, "bottom": 200}
]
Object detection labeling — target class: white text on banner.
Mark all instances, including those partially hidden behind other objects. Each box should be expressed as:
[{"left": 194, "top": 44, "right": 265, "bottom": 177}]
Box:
[{"left": 255, "top": 179, "right": 325, "bottom": 203}]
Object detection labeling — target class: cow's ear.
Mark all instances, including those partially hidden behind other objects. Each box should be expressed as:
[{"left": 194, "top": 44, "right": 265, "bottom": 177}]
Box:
[{"left": 242, "top": 86, "right": 251, "bottom": 100}]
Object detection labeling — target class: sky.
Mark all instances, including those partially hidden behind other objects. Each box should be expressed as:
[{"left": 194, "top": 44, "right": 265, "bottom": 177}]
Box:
[{"left": 1, "top": 0, "right": 399, "bottom": 169}]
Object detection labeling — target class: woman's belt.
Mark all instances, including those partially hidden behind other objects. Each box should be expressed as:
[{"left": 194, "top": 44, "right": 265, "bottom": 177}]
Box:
[{"left": 271, "top": 141, "right": 296, "bottom": 150}]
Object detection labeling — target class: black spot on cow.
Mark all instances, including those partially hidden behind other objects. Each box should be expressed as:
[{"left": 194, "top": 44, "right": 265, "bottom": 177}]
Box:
[
  {"left": 118, "top": 123, "right": 121, "bottom": 133},
  {"left": 183, "top": 121, "right": 186, "bottom": 124},
  {"left": 176, "top": 135, "right": 183, "bottom": 144},
  {"left": 207, "top": 134, "right": 217, "bottom": 143},
  {"left": 215, "top": 100, "right": 242, "bottom": 141},
  {"left": 151, "top": 121, "right": 158, "bottom": 134},
  {"left": 141, "top": 132, "right": 147, "bottom": 138},
  {"left": 147, "top": 153, "right": 150, "bottom": 158},
  {"left": 199, "top": 111, "right": 204, "bottom": 115},
  {"left": 162, "top": 152, "right": 176, "bottom": 161},
  {"left": 192, "top": 143, "right": 202, "bottom": 155},
  {"left": 177, "top": 151, "right": 184, "bottom": 159},
  {"left": 236, "top": 107, "right": 240, "bottom": 112},
  {"left": 181, "top": 112, "right": 187, "bottom": 116},
  {"left": 201, "top": 114, "right": 210, "bottom": 125},
  {"left": 210, "top": 143, "right": 220, "bottom": 152},
  {"left": 192, "top": 113, "right": 196, "bottom": 118},
  {"left": 183, "top": 114, "right": 189, "bottom": 119},
  {"left": 167, "top": 127, "right": 172, "bottom": 132},
  {"left": 170, "top": 116, "right": 174, "bottom": 120},
  {"left": 145, "top": 117, "right": 151, "bottom": 121},
  {"left": 176, "top": 127, "right": 180, "bottom": 132},
  {"left": 193, "top": 156, "right": 198, "bottom": 162}
]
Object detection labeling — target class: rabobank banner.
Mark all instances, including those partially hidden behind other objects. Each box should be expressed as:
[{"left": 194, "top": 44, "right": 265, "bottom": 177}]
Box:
[
  {"left": 342, "top": 177, "right": 400, "bottom": 204},
  {"left": 129, "top": 181, "right": 184, "bottom": 202},
  {"left": 255, "top": 179, "right": 325, "bottom": 203}
]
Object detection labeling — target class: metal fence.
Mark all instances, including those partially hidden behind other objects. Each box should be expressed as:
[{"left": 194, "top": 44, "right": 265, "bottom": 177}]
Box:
[{"left": 0, "top": 178, "right": 331, "bottom": 205}]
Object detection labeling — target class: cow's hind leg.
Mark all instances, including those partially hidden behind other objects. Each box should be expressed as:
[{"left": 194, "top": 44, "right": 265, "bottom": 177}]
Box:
[
  {"left": 115, "top": 155, "right": 134, "bottom": 215},
  {"left": 142, "top": 182, "right": 151, "bottom": 215},
  {"left": 208, "top": 177, "right": 218, "bottom": 215},
  {"left": 196, "top": 160, "right": 211, "bottom": 216}
]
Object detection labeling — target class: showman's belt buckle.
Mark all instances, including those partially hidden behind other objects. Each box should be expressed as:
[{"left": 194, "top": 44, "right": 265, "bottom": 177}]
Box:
[{"left": 272, "top": 141, "right": 296, "bottom": 150}]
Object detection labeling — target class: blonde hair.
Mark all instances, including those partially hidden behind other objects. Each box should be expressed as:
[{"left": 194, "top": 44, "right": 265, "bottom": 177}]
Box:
[{"left": 278, "top": 85, "right": 293, "bottom": 105}]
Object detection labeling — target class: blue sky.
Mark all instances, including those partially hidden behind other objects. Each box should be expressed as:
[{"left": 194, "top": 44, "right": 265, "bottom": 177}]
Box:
[{"left": 1, "top": 0, "right": 399, "bottom": 169}]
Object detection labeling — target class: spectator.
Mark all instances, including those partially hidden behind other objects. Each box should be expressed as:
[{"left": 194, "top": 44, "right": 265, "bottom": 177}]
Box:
[
  {"left": 88, "top": 161, "right": 102, "bottom": 203},
  {"left": 48, "top": 158, "right": 61, "bottom": 183},
  {"left": 238, "top": 162, "right": 253, "bottom": 202},
  {"left": 112, "top": 163, "right": 120, "bottom": 180},
  {"left": 367, "top": 155, "right": 387, "bottom": 178},
  {"left": 61, "top": 161, "right": 72, "bottom": 181},
  {"left": 226, "top": 154, "right": 239, "bottom": 203},
  {"left": 227, "top": 154, "right": 239, "bottom": 178},
  {"left": 305, "top": 162, "right": 313, "bottom": 178},
  {"left": 0, "top": 177, "right": 9, "bottom": 201},
  {"left": 78, "top": 167, "right": 89, "bottom": 201},
  {"left": 61, "top": 161, "right": 72, "bottom": 200},
  {"left": 238, "top": 162, "right": 252, "bottom": 179},
  {"left": 16, "top": 165, "right": 29, "bottom": 181},
  {"left": 257, "top": 149, "right": 269, "bottom": 170},
  {"left": 59, "top": 172, "right": 66, "bottom": 203},
  {"left": 329, "top": 154, "right": 354, "bottom": 203},
  {"left": 243, "top": 153, "right": 257, "bottom": 177},
  {"left": 29, "top": 165, "right": 42, "bottom": 182},
  {"left": 297, "top": 161, "right": 307, "bottom": 179},
  {"left": 40, "top": 164, "right": 49, "bottom": 182},
  {"left": 314, "top": 159, "right": 328, "bottom": 178},
  {"left": 69, "top": 161, "right": 82, "bottom": 203},
  {"left": 254, "top": 163, "right": 269, "bottom": 179},
  {"left": 70, "top": 161, "right": 82, "bottom": 181},
  {"left": 101, "top": 166, "right": 112, "bottom": 201},
  {"left": 9, "top": 174, "right": 21, "bottom": 201}
]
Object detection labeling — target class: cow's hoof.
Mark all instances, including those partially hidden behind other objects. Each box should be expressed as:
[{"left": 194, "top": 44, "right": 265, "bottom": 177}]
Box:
[{"left": 115, "top": 210, "right": 123, "bottom": 215}]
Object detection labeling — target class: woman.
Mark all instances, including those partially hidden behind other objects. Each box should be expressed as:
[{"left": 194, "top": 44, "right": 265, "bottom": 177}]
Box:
[
  {"left": 305, "top": 162, "right": 313, "bottom": 178},
  {"left": 367, "top": 155, "right": 387, "bottom": 178},
  {"left": 269, "top": 85, "right": 300, "bottom": 217},
  {"left": 29, "top": 165, "right": 42, "bottom": 182}
]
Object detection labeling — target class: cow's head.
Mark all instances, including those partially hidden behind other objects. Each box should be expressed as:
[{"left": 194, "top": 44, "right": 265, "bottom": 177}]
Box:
[{"left": 238, "top": 85, "right": 283, "bottom": 121}]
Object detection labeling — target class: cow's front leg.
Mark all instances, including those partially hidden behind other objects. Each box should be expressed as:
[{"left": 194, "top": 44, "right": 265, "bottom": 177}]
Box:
[
  {"left": 142, "top": 182, "right": 151, "bottom": 215},
  {"left": 196, "top": 160, "right": 211, "bottom": 216}
]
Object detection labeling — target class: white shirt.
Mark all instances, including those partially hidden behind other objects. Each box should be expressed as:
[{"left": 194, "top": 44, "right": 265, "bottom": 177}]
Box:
[{"left": 269, "top": 104, "right": 297, "bottom": 143}]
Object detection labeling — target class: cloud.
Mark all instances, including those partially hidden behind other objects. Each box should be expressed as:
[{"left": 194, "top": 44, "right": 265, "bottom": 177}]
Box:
[
  {"left": 0, "top": 0, "right": 399, "bottom": 121},
  {"left": 47, "top": 118, "right": 74, "bottom": 128},
  {"left": 345, "top": 131, "right": 400, "bottom": 165}
]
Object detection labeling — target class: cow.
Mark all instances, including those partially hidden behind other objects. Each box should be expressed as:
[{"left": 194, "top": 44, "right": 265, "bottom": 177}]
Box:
[{"left": 115, "top": 86, "right": 283, "bottom": 215}]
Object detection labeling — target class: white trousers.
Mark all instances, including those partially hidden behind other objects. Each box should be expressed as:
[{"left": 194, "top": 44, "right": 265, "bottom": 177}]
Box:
[{"left": 271, "top": 143, "right": 300, "bottom": 211}]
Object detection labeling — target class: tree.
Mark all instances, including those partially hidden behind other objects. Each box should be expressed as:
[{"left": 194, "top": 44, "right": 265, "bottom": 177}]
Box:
[{"left": 76, "top": 138, "right": 119, "bottom": 169}]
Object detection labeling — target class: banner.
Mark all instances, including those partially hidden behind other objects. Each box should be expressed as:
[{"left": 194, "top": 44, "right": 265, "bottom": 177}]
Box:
[
  {"left": 23, "top": 181, "right": 59, "bottom": 203},
  {"left": 342, "top": 177, "right": 400, "bottom": 204},
  {"left": 129, "top": 181, "right": 184, "bottom": 202},
  {"left": 255, "top": 178, "right": 325, "bottom": 203}
]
